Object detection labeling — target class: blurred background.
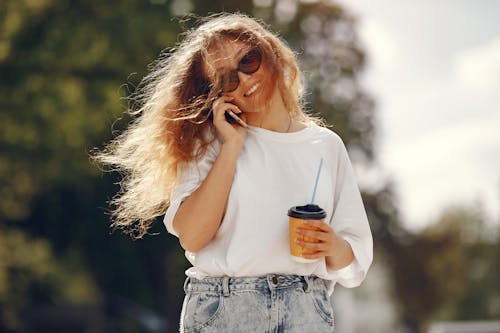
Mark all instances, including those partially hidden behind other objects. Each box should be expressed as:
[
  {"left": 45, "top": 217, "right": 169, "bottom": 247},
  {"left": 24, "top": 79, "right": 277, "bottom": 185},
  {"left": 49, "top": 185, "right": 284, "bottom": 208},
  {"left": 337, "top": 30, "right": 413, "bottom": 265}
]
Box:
[{"left": 0, "top": 0, "right": 498, "bottom": 332}]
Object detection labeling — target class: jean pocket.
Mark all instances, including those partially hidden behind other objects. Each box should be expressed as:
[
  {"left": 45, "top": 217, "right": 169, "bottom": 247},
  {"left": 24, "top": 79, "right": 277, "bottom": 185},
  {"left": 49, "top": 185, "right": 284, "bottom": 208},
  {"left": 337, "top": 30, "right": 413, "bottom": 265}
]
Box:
[
  {"left": 309, "top": 287, "right": 335, "bottom": 325},
  {"left": 182, "top": 292, "right": 224, "bottom": 332}
]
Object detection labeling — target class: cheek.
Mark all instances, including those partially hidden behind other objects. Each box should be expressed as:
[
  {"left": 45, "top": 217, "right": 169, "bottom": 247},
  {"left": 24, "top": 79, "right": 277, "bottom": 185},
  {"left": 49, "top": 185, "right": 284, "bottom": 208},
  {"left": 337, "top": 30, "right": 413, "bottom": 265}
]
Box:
[
  {"left": 258, "top": 72, "right": 277, "bottom": 101},
  {"left": 239, "top": 65, "right": 278, "bottom": 110},
  {"left": 260, "top": 80, "right": 275, "bottom": 103}
]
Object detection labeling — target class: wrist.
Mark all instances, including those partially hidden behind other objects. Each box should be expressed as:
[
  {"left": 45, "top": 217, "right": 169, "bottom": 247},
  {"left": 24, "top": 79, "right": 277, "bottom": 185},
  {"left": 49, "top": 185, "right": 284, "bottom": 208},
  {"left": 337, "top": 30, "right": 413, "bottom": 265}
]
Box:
[
  {"left": 221, "top": 140, "right": 244, "bottom": 155},
  {"left": 326, "top": 236, "right": 355, "bottom": 271}
]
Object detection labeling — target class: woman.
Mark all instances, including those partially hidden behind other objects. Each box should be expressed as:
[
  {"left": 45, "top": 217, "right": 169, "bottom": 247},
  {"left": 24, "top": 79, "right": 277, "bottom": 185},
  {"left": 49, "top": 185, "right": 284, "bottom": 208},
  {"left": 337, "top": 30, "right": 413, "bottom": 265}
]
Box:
[{"left": 95, "top": 13, "right": 372, "bottom": 332}]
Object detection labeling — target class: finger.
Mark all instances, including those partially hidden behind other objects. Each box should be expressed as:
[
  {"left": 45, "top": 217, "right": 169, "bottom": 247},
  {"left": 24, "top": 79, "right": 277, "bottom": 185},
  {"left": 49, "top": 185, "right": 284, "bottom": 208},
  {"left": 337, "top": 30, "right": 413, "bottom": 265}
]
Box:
[
  {"left": 215, "top": 95, "right": 235, "bottom": 104},
  {"left": 303, "top": 241, "right": 324, "bottom": 251},
  {"left": 213, "top": 104, "right": 242, "bottom": 124},
  {"left": 295, "top": 239, "right": 327, "bottom": 251},
  {"left": 213, "top": 95, "right": 236, "bottom": 109},
  {"left": 213, "top": 102, "right": 242, "bottom": 117},
  {"left": 295, "top": 229, "right": 330, "bottom": 241},
  {"left": 303, "top": 220, "right": 332, "bottom": 233},
  {"left": 212, "top": 96, "right": 232, "bottom": 112},
  {"left": 301, "top": 251, "right": 327, "bottom": 259}
]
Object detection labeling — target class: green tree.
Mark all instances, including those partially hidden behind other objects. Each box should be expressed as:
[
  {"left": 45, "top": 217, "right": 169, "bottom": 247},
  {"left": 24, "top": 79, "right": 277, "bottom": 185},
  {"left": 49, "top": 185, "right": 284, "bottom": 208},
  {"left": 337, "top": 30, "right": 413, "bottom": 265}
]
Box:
[
  {"left": 366, "top": 194, "right": 500, "bottom": 332},
  {"left": 420, "top": 206, "right": 500, "bottom": 328},
  {"left": 0, "top": 0, "right": 184, "bottom": 330}
]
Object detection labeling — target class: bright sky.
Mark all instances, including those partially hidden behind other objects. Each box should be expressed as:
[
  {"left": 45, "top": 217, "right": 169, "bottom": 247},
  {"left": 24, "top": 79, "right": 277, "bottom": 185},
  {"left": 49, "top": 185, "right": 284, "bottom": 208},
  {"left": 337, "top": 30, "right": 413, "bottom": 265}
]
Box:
[{"left": 335, "top": 0, "right": 500, "bottom": 230}]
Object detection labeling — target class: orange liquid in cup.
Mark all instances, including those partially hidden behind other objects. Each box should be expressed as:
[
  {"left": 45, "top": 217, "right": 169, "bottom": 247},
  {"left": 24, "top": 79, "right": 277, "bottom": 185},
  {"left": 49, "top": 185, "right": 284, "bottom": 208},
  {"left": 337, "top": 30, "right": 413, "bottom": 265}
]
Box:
[{"left": 287, "top": 204, "right": 326, "bottom": 263}]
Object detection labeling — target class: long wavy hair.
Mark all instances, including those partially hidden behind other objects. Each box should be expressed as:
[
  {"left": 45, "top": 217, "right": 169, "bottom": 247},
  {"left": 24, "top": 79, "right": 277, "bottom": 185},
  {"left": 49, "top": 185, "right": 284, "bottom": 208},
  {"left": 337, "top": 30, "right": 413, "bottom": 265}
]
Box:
[{"left": 93, "top": 12, "right": 315, "bottom": 238}]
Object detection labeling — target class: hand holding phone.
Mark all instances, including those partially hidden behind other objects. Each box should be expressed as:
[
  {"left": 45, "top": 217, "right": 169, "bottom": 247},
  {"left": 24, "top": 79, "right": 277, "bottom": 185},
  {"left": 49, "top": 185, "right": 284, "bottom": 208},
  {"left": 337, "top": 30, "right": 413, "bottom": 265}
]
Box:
[{"left": 225, "top": 110, "right": 248, "bottom": 128}]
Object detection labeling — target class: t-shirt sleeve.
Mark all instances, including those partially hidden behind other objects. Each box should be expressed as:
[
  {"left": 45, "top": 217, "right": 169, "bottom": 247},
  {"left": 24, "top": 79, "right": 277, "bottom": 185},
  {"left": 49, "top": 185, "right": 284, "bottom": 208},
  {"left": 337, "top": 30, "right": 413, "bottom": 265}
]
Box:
[
  {"left": 163, "top": 140, "right": 220, "bottom": 238},
  {"left": 326, "top": 135, "right": 373, "bottom": 287}
]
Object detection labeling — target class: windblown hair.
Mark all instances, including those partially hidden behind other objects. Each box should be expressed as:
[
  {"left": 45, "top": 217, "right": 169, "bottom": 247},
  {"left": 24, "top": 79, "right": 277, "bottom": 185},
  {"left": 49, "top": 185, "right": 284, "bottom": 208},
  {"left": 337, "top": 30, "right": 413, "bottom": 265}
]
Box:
[{"left": 93, "top": 12, "right": 314, "bottom": 238}]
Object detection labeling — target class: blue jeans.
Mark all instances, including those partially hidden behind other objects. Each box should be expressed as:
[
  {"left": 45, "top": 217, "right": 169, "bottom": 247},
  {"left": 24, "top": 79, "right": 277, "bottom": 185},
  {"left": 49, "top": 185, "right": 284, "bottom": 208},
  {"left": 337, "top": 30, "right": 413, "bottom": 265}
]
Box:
[{"left": 179, "top": 274, "right": 335, "bottom": 332}]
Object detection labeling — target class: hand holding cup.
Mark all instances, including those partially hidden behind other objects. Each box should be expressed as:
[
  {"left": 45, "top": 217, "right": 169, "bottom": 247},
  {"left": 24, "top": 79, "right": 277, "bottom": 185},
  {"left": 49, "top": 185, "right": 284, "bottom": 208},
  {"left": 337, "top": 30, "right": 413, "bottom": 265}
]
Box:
[{"left": 293, "top": 219, "right": 339, "bottom": 261}]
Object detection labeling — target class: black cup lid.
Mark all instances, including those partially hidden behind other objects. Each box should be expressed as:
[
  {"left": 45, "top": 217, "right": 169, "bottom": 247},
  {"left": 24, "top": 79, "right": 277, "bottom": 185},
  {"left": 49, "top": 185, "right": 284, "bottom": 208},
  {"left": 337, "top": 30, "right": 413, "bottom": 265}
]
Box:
[{"left": 287, "top": 204, "right": 326, "bottom": 219}]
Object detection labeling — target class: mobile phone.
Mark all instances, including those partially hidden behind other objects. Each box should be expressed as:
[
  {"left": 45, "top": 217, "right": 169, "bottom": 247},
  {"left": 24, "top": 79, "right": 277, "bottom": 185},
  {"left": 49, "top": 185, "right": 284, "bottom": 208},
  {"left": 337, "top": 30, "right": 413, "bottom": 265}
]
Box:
[{"left": 225, "top": 110, "right": 248, "bottom": 128}]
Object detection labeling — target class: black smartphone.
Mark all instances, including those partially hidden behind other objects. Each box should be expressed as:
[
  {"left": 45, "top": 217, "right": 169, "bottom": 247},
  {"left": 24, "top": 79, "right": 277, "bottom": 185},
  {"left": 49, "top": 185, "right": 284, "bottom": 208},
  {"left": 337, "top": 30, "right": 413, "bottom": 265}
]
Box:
[{"left": 225, "top": 110, "right": 248, "bottom": 128}]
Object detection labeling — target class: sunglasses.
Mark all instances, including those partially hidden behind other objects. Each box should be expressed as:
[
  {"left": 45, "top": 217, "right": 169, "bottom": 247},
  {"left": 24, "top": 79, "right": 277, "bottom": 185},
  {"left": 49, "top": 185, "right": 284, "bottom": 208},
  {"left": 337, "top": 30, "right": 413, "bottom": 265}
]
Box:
[{"left": 220, "top": 47, "right": 262, "bottom": 93}]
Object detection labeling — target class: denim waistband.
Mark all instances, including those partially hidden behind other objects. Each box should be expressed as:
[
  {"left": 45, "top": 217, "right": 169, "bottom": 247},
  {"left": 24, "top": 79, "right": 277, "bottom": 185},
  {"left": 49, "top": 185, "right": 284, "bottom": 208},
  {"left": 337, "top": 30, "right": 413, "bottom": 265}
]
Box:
[{"left": 183, "top": 274, "right": 328, "bottom": 296}]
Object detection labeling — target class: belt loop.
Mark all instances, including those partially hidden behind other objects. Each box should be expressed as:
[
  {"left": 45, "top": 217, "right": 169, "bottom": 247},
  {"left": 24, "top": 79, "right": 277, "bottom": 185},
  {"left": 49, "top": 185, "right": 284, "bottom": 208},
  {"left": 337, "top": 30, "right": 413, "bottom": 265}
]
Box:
[
  {"left": 183, "top": 276, "right": 191, "bottom": 293},
  {"left": 304, "top": 275, "right": 313, "bottom": 293},
  {"left": 222, "top": 276, "right": 230, "bottom": 297}
]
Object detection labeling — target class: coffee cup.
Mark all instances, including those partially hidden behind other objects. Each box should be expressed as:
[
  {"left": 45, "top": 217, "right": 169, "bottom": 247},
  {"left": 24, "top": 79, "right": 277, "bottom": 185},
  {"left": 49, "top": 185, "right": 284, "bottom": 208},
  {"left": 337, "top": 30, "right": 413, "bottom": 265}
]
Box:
[{"left": 288, "top": 204, "right": 326, "bottom": 263}]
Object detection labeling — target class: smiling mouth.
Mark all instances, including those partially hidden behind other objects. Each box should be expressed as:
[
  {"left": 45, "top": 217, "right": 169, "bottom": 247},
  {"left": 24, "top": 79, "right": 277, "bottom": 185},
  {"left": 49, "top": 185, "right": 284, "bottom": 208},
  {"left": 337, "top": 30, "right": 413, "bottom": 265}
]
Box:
[{"left": 244, "top": 82, "right": 260, "bottom": 97}]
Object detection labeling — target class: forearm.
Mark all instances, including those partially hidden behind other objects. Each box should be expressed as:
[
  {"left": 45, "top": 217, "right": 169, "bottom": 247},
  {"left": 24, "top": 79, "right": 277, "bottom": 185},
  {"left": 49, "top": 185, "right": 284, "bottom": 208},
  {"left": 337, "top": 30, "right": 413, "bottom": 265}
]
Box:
[
  {"left": 326, "top": 235, "right": 355, "bottom": 271},
  {"left": 173, "top": 142, "right": 241, "bottom": 252}
]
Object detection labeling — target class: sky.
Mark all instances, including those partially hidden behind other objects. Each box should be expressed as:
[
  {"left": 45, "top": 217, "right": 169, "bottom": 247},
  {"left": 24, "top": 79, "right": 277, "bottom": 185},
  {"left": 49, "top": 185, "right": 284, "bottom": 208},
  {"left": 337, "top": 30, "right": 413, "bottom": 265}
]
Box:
[{"left": 335, "top": 0, "right": 500, "bottom": 230}]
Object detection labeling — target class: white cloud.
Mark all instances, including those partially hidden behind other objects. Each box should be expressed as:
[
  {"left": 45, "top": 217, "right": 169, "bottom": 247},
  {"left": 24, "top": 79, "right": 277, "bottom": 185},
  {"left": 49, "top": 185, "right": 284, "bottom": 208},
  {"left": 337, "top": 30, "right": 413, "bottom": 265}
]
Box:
[
  {"left": 381, "top": 109, "right": 500, "bottom": 229},
  {"left": 374, "top": 36, "right": 500, "bottom": 229},
  {"left": 336, "top": 1, "right": 500, "bottom": 230},
  {"left": 359, "top": 18, "right": 398, "bottom": 69},
  {"left": 454, "top": 36, "right": 500, "bottom": 91}
]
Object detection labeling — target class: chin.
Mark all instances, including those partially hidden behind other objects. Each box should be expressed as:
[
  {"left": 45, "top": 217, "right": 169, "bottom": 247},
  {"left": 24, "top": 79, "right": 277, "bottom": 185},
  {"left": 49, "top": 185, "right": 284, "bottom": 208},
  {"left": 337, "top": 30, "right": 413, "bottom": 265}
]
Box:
[{"left": 244, "top": 101, "right": 267, "bottom": 114}]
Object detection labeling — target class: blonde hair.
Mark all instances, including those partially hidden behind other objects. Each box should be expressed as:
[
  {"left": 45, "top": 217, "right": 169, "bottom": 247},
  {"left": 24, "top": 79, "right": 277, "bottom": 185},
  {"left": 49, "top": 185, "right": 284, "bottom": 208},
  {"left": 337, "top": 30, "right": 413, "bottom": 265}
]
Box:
[{"left": 93, "top": 12, "right": 316, "bottom": 238}]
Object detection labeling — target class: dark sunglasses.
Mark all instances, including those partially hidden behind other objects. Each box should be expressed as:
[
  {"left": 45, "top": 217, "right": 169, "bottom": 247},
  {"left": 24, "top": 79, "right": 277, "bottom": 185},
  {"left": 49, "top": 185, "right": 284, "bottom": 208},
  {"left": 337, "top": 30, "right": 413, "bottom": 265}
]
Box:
[{"left": 220, "top": 47, "right": 262, "bottom": 93}]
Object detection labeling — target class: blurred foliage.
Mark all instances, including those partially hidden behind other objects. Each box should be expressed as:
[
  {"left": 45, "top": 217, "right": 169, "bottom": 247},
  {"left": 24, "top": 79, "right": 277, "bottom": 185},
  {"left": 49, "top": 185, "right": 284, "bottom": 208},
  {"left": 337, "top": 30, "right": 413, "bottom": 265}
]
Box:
[
  {"left": 366, "top": 185, "right": 500, "bottom": 331},
  {"left": 1, "top": 0, "right": 187, "bottom": 330},
  {"left": 419, "top": 206, "right": 500, "bottom": 325},
  {"left": 0, "top": 227, "right": 100, "bottom": 328},
  {"left": 0, "top": 0, "right": 498, "bottom": 332}
]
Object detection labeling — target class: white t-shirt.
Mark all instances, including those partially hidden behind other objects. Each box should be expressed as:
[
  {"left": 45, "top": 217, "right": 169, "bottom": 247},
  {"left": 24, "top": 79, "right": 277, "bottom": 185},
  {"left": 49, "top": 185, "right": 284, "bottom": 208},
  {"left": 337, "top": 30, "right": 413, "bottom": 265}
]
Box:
[{"left": 163, "top": 122, "right": 373, "bottom": 293}]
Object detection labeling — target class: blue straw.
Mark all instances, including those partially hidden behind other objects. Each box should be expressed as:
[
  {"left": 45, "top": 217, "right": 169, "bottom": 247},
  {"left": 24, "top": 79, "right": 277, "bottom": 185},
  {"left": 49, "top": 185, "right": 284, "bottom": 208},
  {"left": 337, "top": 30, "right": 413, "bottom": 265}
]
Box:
[{"left": 311, "top": 158, "right": 324, "bottom": 204}]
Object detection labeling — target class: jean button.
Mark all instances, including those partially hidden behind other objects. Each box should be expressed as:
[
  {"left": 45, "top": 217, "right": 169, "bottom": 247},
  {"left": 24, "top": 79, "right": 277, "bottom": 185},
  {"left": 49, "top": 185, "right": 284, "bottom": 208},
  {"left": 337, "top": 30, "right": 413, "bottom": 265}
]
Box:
[{"left": 272, "top": 276, "right": 278, "bottom": 284}]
